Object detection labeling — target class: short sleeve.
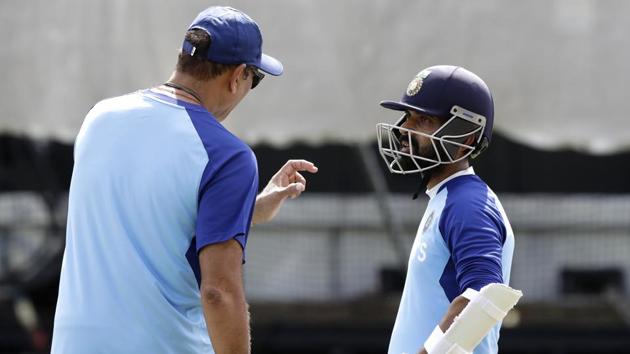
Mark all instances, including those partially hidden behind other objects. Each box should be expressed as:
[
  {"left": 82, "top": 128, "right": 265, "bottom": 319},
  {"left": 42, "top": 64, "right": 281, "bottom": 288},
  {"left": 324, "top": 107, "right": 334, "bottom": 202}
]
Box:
[
  {"left": 195, "top": 148, "right": 258, "bottom": 255},
  {"left": 439, "top": 196, "right": 505, "bottom": 292}
]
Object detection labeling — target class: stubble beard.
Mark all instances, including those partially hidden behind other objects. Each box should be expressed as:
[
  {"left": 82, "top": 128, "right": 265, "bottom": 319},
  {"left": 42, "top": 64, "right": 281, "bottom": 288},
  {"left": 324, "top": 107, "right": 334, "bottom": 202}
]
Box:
[{"left": 397, "top": 136, "right": 440, "bottom": 171}]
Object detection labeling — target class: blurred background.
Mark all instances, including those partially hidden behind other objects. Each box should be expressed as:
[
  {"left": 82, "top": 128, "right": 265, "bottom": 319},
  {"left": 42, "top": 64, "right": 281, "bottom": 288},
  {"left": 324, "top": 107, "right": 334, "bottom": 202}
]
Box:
[{"left": 2, "top": 0, "right": 630, "bottom": 353}]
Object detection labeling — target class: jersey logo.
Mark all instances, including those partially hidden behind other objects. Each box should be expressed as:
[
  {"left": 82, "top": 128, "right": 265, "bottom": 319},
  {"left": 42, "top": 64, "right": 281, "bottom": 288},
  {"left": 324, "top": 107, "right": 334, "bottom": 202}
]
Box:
[
  {"left": 416, "top": 211, "right": 434, "bottom": 262},
  {"left": 423, "top": 211, "right": 435, "bottom": 233}
]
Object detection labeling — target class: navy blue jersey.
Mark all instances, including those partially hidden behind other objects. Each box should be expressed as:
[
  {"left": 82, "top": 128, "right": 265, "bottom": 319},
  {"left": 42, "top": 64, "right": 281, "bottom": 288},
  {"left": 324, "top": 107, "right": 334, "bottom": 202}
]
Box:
[{"left": 388, "top": 168, "right": 514, "bottom": 354}]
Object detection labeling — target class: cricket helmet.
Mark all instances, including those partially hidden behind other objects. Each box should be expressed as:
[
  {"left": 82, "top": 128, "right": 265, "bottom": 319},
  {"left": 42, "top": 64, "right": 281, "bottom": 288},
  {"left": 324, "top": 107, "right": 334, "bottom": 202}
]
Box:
[{"left": 376, "top": 65, "right": 494, "bottom": 174}]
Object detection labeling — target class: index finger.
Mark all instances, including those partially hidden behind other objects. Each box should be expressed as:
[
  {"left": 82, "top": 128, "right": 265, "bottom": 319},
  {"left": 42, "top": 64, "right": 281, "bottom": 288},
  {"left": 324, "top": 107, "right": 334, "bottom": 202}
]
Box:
[{"left": 282, "top": 159, "right": 318, "bottom": 174}]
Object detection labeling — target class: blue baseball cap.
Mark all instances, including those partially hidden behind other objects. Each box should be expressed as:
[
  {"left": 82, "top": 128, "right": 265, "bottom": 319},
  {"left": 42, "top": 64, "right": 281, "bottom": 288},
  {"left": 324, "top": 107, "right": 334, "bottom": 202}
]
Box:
[{"left": 182, "top": 6, "right": 283, "bottom": 76}]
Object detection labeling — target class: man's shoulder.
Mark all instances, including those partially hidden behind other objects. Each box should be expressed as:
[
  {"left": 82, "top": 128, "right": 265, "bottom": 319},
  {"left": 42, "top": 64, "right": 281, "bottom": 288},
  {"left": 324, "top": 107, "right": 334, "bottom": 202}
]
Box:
[
  {"left": 182, "top": 108, "right": 250, "bottom": 156},
  {"left": 196, "top": 123, "right": 253, "bottom": 160},
  {"left": 438, "top": 175, "right": 507, "bottom": 242},
  {"left": 91, "top": 91, "right": 145, "bottom": 111},
  {"left": 82, "top": 92, "right": 154, "bottom": 125},
  {"left": 440, "top": 175, "right": 502, "bottom": 219},
  {"left": 194, "top": 123, "right": 256, "bottom": 175},
  {"left": 442, "top": 175, "right": 490, "bottom": 201}
]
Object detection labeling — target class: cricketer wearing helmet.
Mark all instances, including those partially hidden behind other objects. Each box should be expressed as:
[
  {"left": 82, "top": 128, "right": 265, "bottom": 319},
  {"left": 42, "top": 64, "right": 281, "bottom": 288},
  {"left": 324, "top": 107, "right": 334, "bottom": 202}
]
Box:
[{"left": 377, "top": 65, "right": 520, "bottom": 354}]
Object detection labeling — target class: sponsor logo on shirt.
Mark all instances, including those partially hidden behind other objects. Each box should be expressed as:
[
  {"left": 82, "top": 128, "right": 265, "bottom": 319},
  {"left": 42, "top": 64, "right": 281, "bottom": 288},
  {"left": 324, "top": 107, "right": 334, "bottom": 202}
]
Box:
[
  {"left": 423, "top": 211, "right": 434, "bottom": 233},
  {"left": 416, "top": 211, "right": 434, "bottom": 262}
]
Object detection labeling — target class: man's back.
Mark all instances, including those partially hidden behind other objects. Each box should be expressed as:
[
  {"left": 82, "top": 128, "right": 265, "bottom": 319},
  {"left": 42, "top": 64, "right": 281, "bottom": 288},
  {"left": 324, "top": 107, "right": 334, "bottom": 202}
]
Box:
[{"left": 52, "top": 91, "right": 256, "bottom": 354}]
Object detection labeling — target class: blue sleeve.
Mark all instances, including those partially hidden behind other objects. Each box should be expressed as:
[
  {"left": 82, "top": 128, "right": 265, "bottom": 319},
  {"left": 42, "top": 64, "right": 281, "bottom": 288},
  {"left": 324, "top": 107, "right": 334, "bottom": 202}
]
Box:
[
  {"left": 195, "top": 148, "right": 258, "bottom": 255},
  {"left": 439, "top": 197, "right": 505, "bottom": 292}
]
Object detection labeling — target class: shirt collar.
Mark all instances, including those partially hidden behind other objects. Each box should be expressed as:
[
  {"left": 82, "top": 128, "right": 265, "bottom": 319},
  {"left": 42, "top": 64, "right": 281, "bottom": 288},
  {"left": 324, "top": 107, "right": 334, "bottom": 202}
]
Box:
[{"left": 426, "top": 167, "right": 475, "bottom": 199}]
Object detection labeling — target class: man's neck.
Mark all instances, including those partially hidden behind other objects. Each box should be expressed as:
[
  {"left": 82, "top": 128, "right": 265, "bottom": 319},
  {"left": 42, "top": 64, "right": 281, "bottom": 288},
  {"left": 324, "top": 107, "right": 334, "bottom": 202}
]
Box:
[
  {"left": 166, "top": 72, "right": 227, "bottom": 121},
  {"left": 426, "top": 161, "right": 470, "bottom": 190}
]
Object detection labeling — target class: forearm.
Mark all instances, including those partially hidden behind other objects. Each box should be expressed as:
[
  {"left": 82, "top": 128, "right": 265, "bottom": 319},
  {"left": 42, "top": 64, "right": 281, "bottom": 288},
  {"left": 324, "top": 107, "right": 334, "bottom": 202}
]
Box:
[
  {"left": 251, "top": 192, "right": 287, "bottom": 225},
  {"left": 251, "top": 195, "right": 265, "bottom": 225},
  {"left": 418, "top": 296, "right": 469, "bottom": 354},
  {"left": 438, "top": 296, "right": 469, "bottom": 331},
  {"left": 201, "top": 286, "right": 250, "bottom": 354}
]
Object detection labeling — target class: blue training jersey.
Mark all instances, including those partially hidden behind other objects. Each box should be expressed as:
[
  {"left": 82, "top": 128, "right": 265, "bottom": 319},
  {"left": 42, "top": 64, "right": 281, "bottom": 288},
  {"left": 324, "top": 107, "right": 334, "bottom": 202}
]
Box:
[
  {"left": 388, "top": 168, "right": 514, "bottom": 354},
  {"left": 52, "top": 90, "right": 258, "bottom": 354}
]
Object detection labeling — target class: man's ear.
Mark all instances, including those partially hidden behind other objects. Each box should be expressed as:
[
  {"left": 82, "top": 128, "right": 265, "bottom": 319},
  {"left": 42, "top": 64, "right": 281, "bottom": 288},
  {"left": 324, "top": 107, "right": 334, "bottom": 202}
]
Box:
[
  {"left": 456, "top": 134, "right": 478, "bottom": 159},
  {"left": 228, "top": 64, "right": 248, "bottom": 93},
  {"left": 464, "top": 134, "right": 476, "bottom": 147}
]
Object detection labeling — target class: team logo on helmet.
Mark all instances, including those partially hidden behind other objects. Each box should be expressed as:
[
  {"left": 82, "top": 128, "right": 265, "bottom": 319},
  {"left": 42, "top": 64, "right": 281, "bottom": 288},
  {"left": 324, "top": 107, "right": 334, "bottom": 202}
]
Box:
[{"left": 406, "top": 69, "right": 431, "bottom": 96}]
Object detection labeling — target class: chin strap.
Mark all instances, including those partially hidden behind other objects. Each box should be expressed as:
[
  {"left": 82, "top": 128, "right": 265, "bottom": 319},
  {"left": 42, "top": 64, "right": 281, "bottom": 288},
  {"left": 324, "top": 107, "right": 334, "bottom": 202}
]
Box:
[{"left": 412, "top": 171, "right": 432, "bottom": 200}]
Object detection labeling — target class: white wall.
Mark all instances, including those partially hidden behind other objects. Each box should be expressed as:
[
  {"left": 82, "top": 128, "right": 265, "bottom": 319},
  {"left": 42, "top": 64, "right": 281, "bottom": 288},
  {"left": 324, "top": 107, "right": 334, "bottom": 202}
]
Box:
[{"left": 1, "top": 0, "right": 629, "bottom": 153}]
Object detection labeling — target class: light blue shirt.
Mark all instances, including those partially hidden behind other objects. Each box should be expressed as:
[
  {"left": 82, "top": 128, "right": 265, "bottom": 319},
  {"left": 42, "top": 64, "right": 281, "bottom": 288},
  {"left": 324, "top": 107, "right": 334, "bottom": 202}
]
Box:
[
  {"left": 388, "top": 168, "right": 515, "bottom": 354},
  {"left": 52, "top": 90, "right": 258, "bottom": 354}
]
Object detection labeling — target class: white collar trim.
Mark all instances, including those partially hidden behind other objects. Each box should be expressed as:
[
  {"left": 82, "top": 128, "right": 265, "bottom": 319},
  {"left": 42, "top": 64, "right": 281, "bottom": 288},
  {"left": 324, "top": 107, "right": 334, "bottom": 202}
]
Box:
[{"left": 426, "top": 167, "right": 475, "bottom": 199}]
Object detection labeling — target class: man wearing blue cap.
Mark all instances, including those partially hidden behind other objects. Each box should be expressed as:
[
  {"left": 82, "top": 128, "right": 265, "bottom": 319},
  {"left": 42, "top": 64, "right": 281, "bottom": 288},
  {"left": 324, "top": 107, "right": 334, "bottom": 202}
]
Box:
[
  {"left": 376, "top": 65, "right": 516, "bottom": 354},
  {"left": 52, "top": 6, "right": 316, "bottom": 354}
]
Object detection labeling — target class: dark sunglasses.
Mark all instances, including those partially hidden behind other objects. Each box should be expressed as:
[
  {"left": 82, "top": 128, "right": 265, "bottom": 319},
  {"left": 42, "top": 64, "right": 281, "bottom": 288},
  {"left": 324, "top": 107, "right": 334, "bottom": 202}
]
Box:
[{"left": 247, "top": 66, "right": 265, "bottom": 89}]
